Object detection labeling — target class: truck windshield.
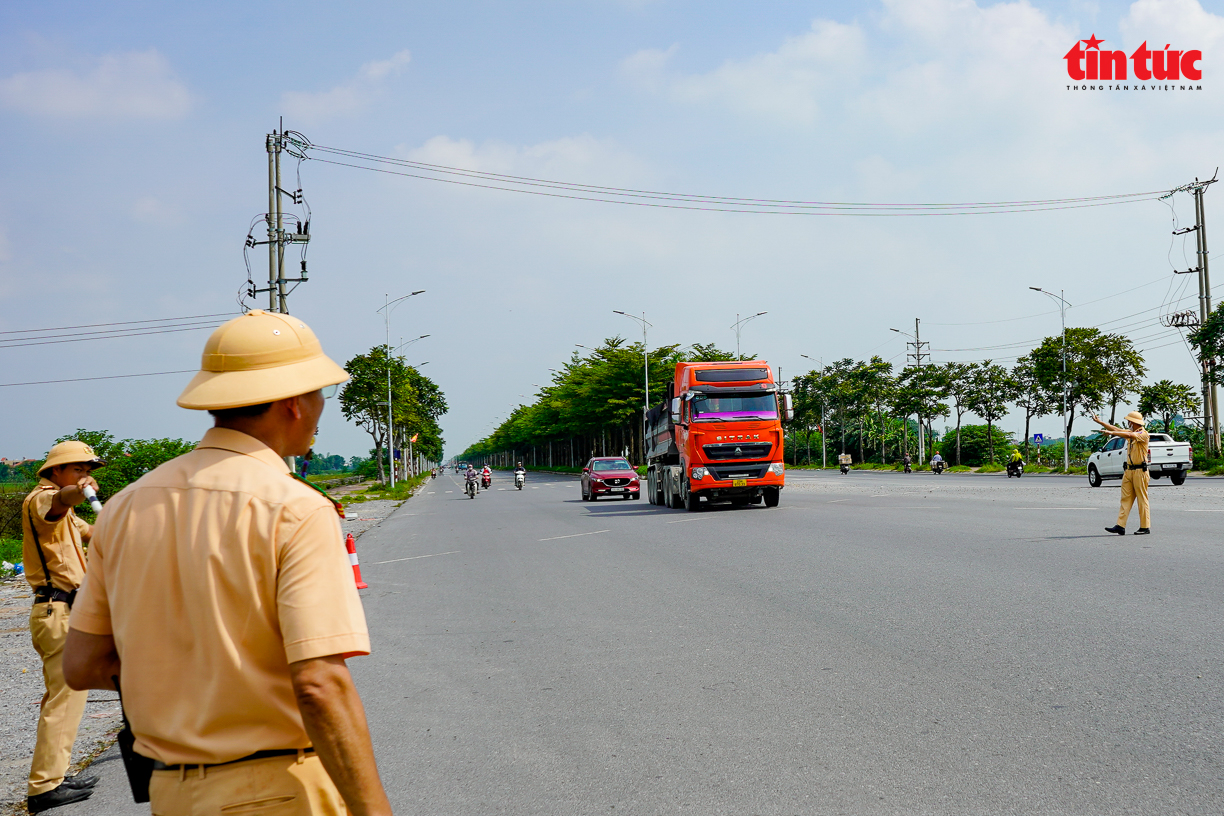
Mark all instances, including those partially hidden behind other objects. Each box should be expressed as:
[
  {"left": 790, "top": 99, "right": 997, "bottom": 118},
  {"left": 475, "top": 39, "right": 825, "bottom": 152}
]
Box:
[{"left": 691, "top": 393, "right": 777, "bottom": 421}]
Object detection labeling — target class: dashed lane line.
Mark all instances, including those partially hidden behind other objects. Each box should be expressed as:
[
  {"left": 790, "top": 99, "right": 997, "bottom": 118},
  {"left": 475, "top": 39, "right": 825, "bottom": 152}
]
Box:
[
  {"left": 1013, "top": 507, "right": 1096, "bottom": 510},
  {"left": 373, "top": 551, "right": 461, "bottom": 565},
  {"left": 539, "top": 530, "right": 610, "bottom": 541},
  {"left": 829, "top": 499, "right": 851, "bottom": 503}
]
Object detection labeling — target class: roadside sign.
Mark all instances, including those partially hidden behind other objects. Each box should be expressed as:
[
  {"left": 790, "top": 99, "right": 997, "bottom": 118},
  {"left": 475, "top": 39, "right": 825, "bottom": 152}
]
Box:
[{"left": 1033, "top": 433, "right": 1044, "bottom": 443}]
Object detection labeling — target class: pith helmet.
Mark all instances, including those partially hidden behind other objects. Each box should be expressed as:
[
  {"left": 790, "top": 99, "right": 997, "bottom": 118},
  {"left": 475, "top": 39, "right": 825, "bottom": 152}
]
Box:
[
  {"left": 177, "top": 310, "right": 349, "bottom": 410},
  {"left": 1124, "top": 410, "right": 1147, "bottom": 427},
  {"left": 39, "top": 441, "right": 106, "bottom": 477}
]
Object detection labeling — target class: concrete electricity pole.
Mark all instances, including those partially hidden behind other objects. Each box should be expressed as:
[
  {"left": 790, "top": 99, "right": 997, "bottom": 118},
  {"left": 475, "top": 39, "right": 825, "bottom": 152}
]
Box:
[
  {"left": 892, "top": 320, "right": 931, "bottom": 463},
  {"left": 1030, "top": 288, "right": 1070, "bottom": 472},
  {"left": 251, "top": 124, "right": 311, "bottom": 314}
]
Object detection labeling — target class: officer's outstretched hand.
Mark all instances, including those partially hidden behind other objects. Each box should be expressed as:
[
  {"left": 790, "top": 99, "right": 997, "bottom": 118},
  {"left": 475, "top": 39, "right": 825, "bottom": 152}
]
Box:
[{"left": 59, "top": 476, "right": 101, "bottom": 507}]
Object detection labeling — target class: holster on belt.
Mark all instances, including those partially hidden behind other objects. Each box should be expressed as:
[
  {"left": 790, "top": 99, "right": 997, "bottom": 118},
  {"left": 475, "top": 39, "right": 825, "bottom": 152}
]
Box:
[
  {"left": 112, "top": 676, "right": 152, "bottom": 803},
  {"left": 1123, "top": 462, "right": 1148, "bottom": 471}
]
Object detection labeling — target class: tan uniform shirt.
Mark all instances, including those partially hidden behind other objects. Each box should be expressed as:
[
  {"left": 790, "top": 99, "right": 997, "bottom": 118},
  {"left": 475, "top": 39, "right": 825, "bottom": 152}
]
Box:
[
  {"left": 22, "top": 480, "right": 89, "bottom": 592},
  {"left": 71, "top": 428, "right": 370, "bottom": 765},
  {"left": 1126, "top": 429, "right": 1151, "bottom": 466}
]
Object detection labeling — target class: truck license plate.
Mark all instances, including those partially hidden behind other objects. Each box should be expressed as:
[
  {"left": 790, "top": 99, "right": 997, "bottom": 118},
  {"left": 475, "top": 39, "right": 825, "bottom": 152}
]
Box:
[{"left": 732, "top": 479, "right": 747, "bottom": 487}]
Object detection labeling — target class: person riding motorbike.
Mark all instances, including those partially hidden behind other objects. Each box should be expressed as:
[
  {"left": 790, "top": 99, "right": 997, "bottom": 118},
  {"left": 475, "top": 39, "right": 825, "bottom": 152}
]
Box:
[
  {"left": 1007, "top": 448, "right": 1025, "bottom": 477},
  {"left": 465, "top": 466, "right": 479, "bottom": 495},
  {"left": 930, "top": 452, "right": 945, "bottom": 474},
  {"left": 514, "top": 462, "right": 526, "bottom": 489},
  {"left": 903, "top": 453, "right": 913, "bottom": 474},
  {"left": 481, "top": 464, "right": 492, "bottom": 489},
  {"left": 838, "top": 452, "right": 852, "bottom": 475}
]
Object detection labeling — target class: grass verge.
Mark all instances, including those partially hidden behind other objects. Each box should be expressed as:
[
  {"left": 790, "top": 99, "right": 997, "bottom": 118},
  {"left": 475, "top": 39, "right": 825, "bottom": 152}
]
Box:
[{"left": 342, "top": 472, "right": 430, "bottom": 504}]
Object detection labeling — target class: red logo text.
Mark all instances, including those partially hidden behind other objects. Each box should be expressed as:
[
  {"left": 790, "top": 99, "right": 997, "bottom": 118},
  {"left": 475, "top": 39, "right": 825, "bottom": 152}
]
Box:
[{"left": 1065, "top": 34, "right": 1201, "bottom": 81}]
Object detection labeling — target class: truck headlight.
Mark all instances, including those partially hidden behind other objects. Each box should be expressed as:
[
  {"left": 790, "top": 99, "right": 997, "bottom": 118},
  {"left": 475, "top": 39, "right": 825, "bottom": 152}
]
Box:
[
  {"left": 769, "top": 462, "right": 785, "bottom": 475},
  {"left": 691, "top": 467, "right": 707, "bottom": 480}
]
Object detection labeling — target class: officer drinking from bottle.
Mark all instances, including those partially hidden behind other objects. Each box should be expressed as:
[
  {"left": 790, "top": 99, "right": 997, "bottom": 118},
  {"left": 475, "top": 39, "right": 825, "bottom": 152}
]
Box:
[
  {"left": 63, "top": 310, "right": 392, "bottom": 816},
  {"left": 22, "top": 440, "right": 105, "bottom": 812}
]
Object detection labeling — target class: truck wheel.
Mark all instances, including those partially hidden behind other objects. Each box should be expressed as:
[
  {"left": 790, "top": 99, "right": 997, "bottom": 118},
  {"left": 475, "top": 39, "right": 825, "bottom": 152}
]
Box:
[
  {"left": 667, "top": 473, "right": 683, "bottom": 509},
  {"left": 684, "top": 481, "right": 702, "bottom": 512},
  {"left": 647, "top": 471, "right": 657, "bottom": 505},
  {"left": 1171, "top": 470, "right": 1187, "bottom": 486},
  {"left": 763, "top": 487, "right": 780, "bottom": 507},
  {"left": 1088, "top": 465, "right": 1101, "bottom": 488}
]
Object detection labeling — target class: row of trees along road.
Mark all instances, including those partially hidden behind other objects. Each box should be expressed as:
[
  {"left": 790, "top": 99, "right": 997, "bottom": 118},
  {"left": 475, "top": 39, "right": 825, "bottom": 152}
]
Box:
[
  {"left": 792, "top": 326, "right": 1202, "bottom": 467},
  {"left": 339, "top": 345, "right": 448, "bottom": 482},
  {"left": 459, "top": 340, "right": 742, "bottom": 466}
]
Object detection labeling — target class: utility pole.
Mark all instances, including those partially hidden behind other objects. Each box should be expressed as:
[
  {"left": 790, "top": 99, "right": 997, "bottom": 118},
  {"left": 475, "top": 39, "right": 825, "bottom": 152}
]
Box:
[
  {"left": 802, "top": 354, "right": 826, "bottom": 469},
  {"left": 250, "top": 123, "right": 311, "bottom": 314},
  {"left": 1164, "top": 172, "right": 1219, "bottom": 455},
  {"left": 892, "top": 319, "right": 931, "bottom": 463}
]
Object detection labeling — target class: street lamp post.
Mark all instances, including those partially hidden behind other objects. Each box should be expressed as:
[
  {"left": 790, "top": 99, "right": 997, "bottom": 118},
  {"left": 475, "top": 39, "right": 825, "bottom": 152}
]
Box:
[
  {"left": 730, "top": 312, "right": 767, "bottom": 360},
  {"left": 377, "top": 290, "right": 425, "bottom": 487},
  {"left": 614, "top": 310, "right": 653, "bottom": 463},
  {"left": 800, "top": 354, "right": 826, "bottom": 469},
  {"left": 1031, "top": 287, "right": 1070, "bottom": 472}
]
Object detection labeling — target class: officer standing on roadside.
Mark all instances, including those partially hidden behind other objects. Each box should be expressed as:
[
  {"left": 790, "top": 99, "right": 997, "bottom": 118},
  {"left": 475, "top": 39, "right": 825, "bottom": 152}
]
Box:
[
  {"left": 1095, "top": 410, "right": 1152, "bottom": 536},
  {"left": 22, "top": 441, "right": 105, "bottom": 812},
  {"left": 63, "top": 310, "right": 392, "bottom": 816}
]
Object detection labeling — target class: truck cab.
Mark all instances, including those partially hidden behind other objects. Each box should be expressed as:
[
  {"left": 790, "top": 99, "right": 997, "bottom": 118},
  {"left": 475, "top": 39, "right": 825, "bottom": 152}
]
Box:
[{"left": 647, "top": 361, "right": 792, "bottom": 510}]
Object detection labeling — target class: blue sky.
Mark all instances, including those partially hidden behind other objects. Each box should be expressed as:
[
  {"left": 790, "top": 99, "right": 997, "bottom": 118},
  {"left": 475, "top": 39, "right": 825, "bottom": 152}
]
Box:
[{"left": 2, "top": 0, "right": 1223, "bottom": 460}]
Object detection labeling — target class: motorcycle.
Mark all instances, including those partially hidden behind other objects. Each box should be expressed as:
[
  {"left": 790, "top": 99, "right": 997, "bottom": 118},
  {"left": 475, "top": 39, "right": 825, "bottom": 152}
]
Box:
[
  {"left": 839, "top": 463, "right": 850, "bottom": 475},
  {"left": 431, "top": 469, "right": 438, "bottom": 480},
  {"left": 515, "top": 470, "right": 525, "bottom": 490},
  {"left": 466, "top": 480, "right": 476, "bottom": 499},
  {"left": 1007, "top": 459, "right": 1025, "bottom": 478},
  {"left": 903, "top": 460, "right": 913, "bottom": 474},
  {"left": 481, "top": 473, "right": 492, "bottom": 490},
  {"left": 932, "top": 461, "right": 945, "bottom": 475}
]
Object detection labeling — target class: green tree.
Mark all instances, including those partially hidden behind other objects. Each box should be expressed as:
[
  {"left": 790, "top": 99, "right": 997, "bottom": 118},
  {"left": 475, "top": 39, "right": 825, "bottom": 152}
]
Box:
[
  {"left": 1188, "top": 303, "right": 1224, "bottom": 385},
  {"left": 1029, "top": 327, "right": 1114, "bottom": 444},
  {"left": 940, "top": 361, "right": 977, "bottom": 465},
  {"left": 1099, "top": 334, "right": 1147, "bottom": 423},
  {"left": 52, "top": 430, "right": 196, "bottom": 502},
  {"left": 1012, "top": 355, "right": 1053, "bottom": 457},
  {"left": 1138, "top": 380, "right": 1201, "bottom": 434},
  {"left": 936, "top": 424, "right": 1013, "bottom": 466},
  {"left": 896, "top": 365, "right": 948, "bottom": 461},
  {"left": 966, "top": 361, "right": 1016, "bottom": 464}
]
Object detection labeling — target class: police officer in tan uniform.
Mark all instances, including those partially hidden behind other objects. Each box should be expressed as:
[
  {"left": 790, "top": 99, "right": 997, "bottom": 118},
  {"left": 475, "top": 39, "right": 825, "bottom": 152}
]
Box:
[
  {"left": 63, "top": 310, "right": 392, "bottom": 816},
  {"left": 22, "top": 440, "right": 105, "bottom": 812},
  {"left": 1095, "top": 410, "right": 1152, "bottom": 535}
]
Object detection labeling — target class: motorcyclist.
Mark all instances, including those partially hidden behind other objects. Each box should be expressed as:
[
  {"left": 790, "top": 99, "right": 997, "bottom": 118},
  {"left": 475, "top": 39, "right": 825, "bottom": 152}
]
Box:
[
  {"left": 1010, "top": 448, "right": 1023, "bottom": 464},
  {"left": 903, "top": 452, "right": 913, "bottom": 473},
  {"left": 930, "top": 452, "right": 944, "bottom": 472},
  {"left": 465, "top": 466, "right": 479, "bottom": 493}
]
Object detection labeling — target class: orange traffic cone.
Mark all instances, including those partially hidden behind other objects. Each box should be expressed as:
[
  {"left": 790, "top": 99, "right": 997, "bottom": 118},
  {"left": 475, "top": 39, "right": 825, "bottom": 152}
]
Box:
[{"left": 346, "top": 533, "right": 368, "bottom": 589}]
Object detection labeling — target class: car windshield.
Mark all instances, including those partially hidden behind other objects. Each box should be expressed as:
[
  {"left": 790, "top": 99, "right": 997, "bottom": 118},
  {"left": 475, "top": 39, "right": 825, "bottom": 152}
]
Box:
[
  {"left": 593, "top": 459, "right": 633, "bottom": 471},
  {"left": 691, "top": 392, "right": 777, "bottom": 421}
]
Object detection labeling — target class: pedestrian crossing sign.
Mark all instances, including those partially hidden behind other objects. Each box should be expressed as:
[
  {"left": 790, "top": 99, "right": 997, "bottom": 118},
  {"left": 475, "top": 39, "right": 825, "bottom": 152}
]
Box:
[{"left": 1033, "top": 433, "right": 1044, "bottom": 443}]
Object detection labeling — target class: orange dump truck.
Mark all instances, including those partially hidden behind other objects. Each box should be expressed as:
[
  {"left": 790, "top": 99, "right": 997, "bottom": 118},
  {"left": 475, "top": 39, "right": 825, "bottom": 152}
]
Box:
[{"left": 645, "top": 361, "right": 792, "bottom": 511}]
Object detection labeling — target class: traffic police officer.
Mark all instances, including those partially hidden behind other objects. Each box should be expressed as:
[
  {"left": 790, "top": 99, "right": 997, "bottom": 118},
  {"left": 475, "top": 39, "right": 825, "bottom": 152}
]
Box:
[
  {"left": 1095, "top": 410, "right": 1152, "bottom": 535},
  {"left": 63, "top": 310, "right": 392, "bottom": 816},
  {"left": 23, "top": 440, "right": 105, "bottom": 812}
]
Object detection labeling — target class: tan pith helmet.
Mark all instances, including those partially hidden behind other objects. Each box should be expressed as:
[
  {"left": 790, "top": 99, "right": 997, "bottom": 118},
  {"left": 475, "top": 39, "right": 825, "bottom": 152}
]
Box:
[
  {"left": 39, "top": 441, "right": 106, "bottom": 477},
  {"left": 177, "top": 310, "right": 349, "bottom": 410},
  {"left": 1124, "top": 410, "right": 1147, "bottom": 427}
]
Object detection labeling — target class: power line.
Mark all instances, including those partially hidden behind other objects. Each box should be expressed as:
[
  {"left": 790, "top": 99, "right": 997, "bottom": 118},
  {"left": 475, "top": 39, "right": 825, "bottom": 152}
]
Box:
[
  {"left": 303, "top": 147, "right": 1167, "bottom": 217},
  {"left": 0, "top": 323, "right": 221, "bottom": 350},
  {"left": 0, "top": 369, "right": 197, "bottom": 388},
  {"left": 0, "top": 313, "right": 235, "bottom": 336}
]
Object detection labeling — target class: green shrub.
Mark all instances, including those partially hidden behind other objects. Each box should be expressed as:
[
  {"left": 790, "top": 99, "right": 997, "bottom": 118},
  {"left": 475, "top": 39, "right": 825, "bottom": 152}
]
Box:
[
  {"left": 977, "top": 463, "right": 1005, "bottom": 473},
  {"left": 939, "top": 425, "right": 1014, "bottom": 466},
  {"left": 1, "top": 537, "right": 21, "bottom": 565}
]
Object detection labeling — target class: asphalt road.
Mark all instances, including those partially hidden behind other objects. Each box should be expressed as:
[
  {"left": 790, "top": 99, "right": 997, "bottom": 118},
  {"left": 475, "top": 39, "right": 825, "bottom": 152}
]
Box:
[{"left": 63, "top": 468, "right": 1224, "bottom": 815}]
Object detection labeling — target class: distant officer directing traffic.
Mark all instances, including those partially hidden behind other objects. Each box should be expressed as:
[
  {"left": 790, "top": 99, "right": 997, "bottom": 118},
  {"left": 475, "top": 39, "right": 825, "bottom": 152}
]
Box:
[
  {"left": 22, "top": 440, "right": 106, "bottom": 813},
  {"left": 63, "top": 310, "right": 392, "bottom": 816},
  {"left": 1094, "top": 411, "right": 1151, "bottom": 536}
]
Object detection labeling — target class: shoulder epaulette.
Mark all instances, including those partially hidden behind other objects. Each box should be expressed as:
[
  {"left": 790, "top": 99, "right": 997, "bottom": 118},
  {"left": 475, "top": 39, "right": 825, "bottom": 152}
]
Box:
[{"left": 289, "top": 473, "right": 345, "bottom": 519}]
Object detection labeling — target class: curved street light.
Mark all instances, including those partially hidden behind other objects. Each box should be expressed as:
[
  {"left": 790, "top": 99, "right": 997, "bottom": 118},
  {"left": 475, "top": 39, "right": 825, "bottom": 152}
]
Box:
[
  {"left": 731, "top": 312, "right": 767, "bottom": 360},
  {"left": 614, "top": 310, "right": 653, "bottom": 462},
  {"left": 376, "top": 290, "right": 426, "bottom": 487},
  {"left": 1030, "top": 286, "right": 1071, "bottom": 472},
  {"left": 800, "top": 354, "right": 827, "bottom": 469}
]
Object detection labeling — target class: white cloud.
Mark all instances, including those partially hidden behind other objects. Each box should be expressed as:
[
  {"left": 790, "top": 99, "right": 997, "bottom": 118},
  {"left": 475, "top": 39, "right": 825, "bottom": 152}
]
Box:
[
  {"left": 0, "top": 49, "right": 191, "bottom": 120},
  {"left": 402, "top": 133, "right": 651, "bottom": 186},
  {"left": 623, "top": 21, "right": 866, "bottom": 123},
  {"left": 1120, "top": 0, "right": 1224, "bottom": 52},
  {"left": 281, "top": 50, "right": 410, "bottom": 124},
  {"left": 131, "top": 196, "right": 181, "bottom": 226}
]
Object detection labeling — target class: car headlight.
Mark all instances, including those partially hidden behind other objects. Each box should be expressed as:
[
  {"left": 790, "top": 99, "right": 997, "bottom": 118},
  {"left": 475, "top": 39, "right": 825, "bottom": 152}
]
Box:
[
  {"left": 769, "top": 462, "right": 785, "bottom": 475},
  {"left": 691, "top": 467, "right": 707, "bottom": 480}
]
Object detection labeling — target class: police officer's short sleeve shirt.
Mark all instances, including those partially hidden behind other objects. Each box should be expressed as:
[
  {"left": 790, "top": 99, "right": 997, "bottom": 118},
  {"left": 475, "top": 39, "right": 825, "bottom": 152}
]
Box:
[
  {"left": 70, "top": 428, "right": 370, "bottom": 765},
  {"left": 22, "top": 480, "right": 88, "bottom": 592}
]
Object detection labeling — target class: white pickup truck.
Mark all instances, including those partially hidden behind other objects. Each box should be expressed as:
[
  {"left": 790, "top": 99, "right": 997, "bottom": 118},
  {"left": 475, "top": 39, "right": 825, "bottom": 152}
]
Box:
[{"left": 1087, "top": 433, "right": 1192, "bottom": 487}]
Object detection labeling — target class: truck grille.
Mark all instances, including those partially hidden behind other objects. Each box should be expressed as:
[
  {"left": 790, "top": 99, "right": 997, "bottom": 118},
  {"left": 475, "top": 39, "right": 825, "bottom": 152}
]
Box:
[
  {"left": 702, "top": 442, "right": 773, "bottom": 460},
  {"left": 708, "top": 462, "right": 771, "bottom": 480}
]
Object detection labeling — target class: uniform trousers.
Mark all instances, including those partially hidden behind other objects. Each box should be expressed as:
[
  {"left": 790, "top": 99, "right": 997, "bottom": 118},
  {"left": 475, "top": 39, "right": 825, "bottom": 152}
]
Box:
[
  {"left": 28, "top": 600, "right": 88, "bottom": 796},
  {"left": 149, "top": 753, "right": 345, "bottom": 816},
  {"left": 1117, "top": 467, "right": 1151, "bottom": 528}
]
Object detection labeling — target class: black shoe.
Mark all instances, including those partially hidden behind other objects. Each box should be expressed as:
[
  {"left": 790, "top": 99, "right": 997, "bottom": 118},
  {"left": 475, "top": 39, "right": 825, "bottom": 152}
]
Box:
[
  {"left": 1105, "top": 525, "right": 1126, "bottom": 535},
  {"left": 28, "top": 785, "right": 93, "bottom": 813},
  {"left": 1134, "top": 527, "right": 1151, "bottom": 535},
  {"left": 61, "top": 774, "right": 98, "bottom": 790}
]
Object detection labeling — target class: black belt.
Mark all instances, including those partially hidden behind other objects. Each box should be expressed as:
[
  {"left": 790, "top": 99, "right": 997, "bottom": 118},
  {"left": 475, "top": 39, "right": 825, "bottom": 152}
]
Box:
[
  {"left": 152, "top": 748, "right": 315, "bottom": 772},
  {"left": 1123, "top": 462, "right": 1148, "bottom": 471},
  {"left": 33, "top": 587, "right": 77, "bottom": 607}
]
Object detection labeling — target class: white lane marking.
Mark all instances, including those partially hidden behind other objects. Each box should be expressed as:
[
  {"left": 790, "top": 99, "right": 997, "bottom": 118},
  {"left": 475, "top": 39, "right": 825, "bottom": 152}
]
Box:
[
  {"left": 1013, "top": 507, "right": 1096, "bottom": 510},
  {"left": 531, "top": 486, "right": 540, "bottom": 489},
  {"left": 538, "top": 530, "right": 610, "bottom": 541},
  {"left": 1182, "top": 508, "right": 1224, "bottom": 512},
  {"left": 445, "top": 491, "right": 453, "bottom": 494},
  {"left": 498, "top": 488, "right": 506, "bottom": 491},
  {"left": 373, "top": 551, "right": 461, "bottom": 565},
  {"left": 829, "top": 499, "right": 851, "bottom": 503},
  {"left": 427, "top": 491, "right": 435, "bottom": 494},
  {"left": 666, "top": 516, "right": 713, "bottom": 524}
]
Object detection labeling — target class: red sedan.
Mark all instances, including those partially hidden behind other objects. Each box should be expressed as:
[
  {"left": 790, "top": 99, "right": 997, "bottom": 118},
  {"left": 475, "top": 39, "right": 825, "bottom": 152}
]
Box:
[{"left": 581, "top": 457, "right": 641, "bottom": 501}]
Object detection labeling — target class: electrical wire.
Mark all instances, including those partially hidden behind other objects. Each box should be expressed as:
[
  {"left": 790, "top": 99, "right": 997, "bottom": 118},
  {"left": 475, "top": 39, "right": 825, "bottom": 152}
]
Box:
[
  {"left": 0, "top": 370, "right": 197, "bottom": 388},
  {"left": 0, "top": 323, "right": 222, "bottom": 350},
  {"left": 0, "top": 313, "right": 234, "bottom": 336},
  {"left": 303, "top": 150, "right": 1168, "bottom": 217}
]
